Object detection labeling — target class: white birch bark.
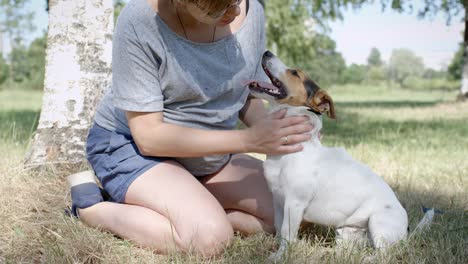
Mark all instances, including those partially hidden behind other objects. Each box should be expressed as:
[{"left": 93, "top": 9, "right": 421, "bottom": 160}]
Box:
[
  {"left": 0, "top": 31, "right": 3, "bottom": 54},
  {"left": 461, "top": 46, "right": 468, "bottom": 98},
  {"left": 24, "top": 0, "right": 113, "bottom": 169},
  {"left": 460, "top": 8, "right": 468, "bottom": 100}
]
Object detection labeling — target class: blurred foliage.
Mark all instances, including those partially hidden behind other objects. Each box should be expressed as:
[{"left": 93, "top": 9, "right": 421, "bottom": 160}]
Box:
[
  {"left": 265, "top": 0, "right": 314, "bottom": 66},
  {"left": 403, "top": 76, "right": 460, "bottom": 91},
  {"left": 342, "top": 64, "right": 367, "bottom": 84},
  {"left": 9, "top": 44, "right": 30, "bottom": 82},
  {"left": 1, "top": 33, "right": 46, "bottom": 90},
  {"left": 114, "top": 0, "right": 126, "bottom": 24},
  {"left": 379, "top": 0, "right": 465, "bottom": 24},
  {"left": 0, "top": 0, "right": 35, "bottom": 48},
  {"left": 367, "top": 47, "right": 383, "bottom": 67},
  {"left": 265, "top": 0, "right": 347, "bottom": 86},
  {"left": 448, "top": 43, "right": 463, "bottom": 80},
  {"left": 25, "top": 34, "right": 46, "bottom": 90},
  {"left": 387, "top": 49, "right": 425, "bottom": 87},
  {"left": 367, "top": 66, "right": 386, "bottom": 83},
  {"left": 0, "top": 53, "right": 8, "bottom": 85},
  {"left": 310, "top": 0, "right": 465, "bottom": 25},
  {"left": 301, "top": 33, "right": 346, "bottom": 85},
  {"left": 423, "top": 68, "right": 449, "bottom": 80}
]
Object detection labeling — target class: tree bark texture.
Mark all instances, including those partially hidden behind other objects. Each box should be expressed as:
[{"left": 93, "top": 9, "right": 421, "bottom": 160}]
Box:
[
  {"left": 0, "top": 31, "right": 3, "bottom": 54},
  {"left": 24, "top": 0, "right": 113, "bottom": 169},
  {"left": 460, "top": 6, "right": 468, "bottom": 99}
]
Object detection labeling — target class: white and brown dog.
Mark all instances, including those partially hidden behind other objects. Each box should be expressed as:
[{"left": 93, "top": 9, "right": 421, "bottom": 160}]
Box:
[{"left": 247, "top": 51, "right": 432, "bottom": 261}]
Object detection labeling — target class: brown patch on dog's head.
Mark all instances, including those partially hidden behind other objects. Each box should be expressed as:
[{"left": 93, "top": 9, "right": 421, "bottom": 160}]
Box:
[{"left": 275, "top": 69, "right": 309, "bottom": 107}]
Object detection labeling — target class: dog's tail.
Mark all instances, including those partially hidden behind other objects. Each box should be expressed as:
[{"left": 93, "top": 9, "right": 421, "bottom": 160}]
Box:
[{"left": 410, "top": 207, "right": 442, "bottom": 237}]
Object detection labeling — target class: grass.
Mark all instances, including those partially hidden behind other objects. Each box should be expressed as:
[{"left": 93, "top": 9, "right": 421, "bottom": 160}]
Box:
[{"left": 0, "top": 86, "right": 467, "bottom": 263}]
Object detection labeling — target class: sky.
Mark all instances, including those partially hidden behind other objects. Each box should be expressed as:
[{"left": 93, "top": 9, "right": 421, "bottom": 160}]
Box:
[
  {"left": 12, "top": 0, "right": 465, "bottom": 70},
  {"left": 328, "top": 3, "right": 464, "bottom": 70}
]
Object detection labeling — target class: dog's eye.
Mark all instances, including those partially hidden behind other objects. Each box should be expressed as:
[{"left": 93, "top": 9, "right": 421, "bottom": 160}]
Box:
[{"left": 290, "top": 70, "right": 300, "bottom": 78}]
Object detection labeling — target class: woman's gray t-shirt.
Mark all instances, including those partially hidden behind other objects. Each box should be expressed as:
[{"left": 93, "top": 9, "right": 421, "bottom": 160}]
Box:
[{"left": 94, "top": 0, "right": 268, "bottom": 176}]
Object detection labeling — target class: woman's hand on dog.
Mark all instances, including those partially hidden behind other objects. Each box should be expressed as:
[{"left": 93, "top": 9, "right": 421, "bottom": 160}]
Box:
[{"left": 243, "top": 108, "right": 313, "bottom": 155}]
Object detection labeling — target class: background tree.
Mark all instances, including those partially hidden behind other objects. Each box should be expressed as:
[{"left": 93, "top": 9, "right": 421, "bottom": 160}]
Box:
[
  {"left": 448, "top": 43, "right": 463, "bottom": 80},
  {"left": 308, "top": 0, "right": 467, "bottom": 97},
  {"left": 423, "top": 68, "right": 448, "bottom": 80},
  {"left": 368, "top": 65, "right": 386, "bottom": 83},
  {"left": 0, "top": 0, "right": 35, "bottom": 46},
  {"left": 26, "top": 33, "right": 47, "bottom": 90},
  {"left": 265, "top": 0, "right": 314, "bottom": 66},
  {"left": 387, "top": 48, "right": 425, "bottom": 87},
  {"left": 0, "top": 53, "right": 8, "bottom": 85},
  {"left": 8, "top": 44, "right": 30, "bottom": 82},
  {"left": 342, "top": 63, "right": 367, "bottom": 84},
  {"left": 264, "top": 0, "right": 346, "bottom": 86},
  {"left": 0, "top": 0, "right": 35, "bottom": 81},
  {"left": 0, "top": 33, "right": 46, "bottom": 89},
  {"left": 301, "top": 33, "right": 346, "bottom": 85},
  {"left": 366, "top": 47, "right": 385, "bottom": 83},
  {"left": 25, "top": 0, "right": 113, "bottom": 169},
  {"left": 114, "top": 0, "right": 126, "bottom": 23},
  {"left": 384, "top": 0, "right": 467, "bottom": 98},
  {"left": 367, "top": 47, "right": 383, "bottom": 67}
]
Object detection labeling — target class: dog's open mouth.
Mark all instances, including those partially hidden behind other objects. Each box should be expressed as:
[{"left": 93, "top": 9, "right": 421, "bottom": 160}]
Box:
[{"left": 246, "top": 64, "right": 287, "bottom": 99}]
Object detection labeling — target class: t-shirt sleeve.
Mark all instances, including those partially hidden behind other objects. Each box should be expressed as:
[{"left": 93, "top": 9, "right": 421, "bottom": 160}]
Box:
[{"left": 111, "top": 18, "right": 164, "bottom": 112}]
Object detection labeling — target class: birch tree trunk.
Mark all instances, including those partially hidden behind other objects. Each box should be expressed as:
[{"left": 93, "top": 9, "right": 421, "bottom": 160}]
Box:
[
  {"left": 460, "top": 50, "right": 468, "bottom": 99},
  {"left": 460, "top": 8, "right": 468, "bottom": 100},
  {"left": 0, "top": 31, "right": 3, "bottom": 54},
  {"left": 24, "top": 0, "right": 113, "bottom": 170}
]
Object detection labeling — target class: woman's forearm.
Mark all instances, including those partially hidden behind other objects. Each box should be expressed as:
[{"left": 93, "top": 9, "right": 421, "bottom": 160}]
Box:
[
  {"left": 135, "top": 122, "right": 250, "bottom": 157},
  {"left": 127, "top": 105, "right": 312, "bottom": 158}
]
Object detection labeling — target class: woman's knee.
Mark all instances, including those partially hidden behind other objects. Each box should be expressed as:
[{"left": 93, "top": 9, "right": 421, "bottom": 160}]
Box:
[{"left": 181, "top": 217, "right": 234, "bottom": 256}]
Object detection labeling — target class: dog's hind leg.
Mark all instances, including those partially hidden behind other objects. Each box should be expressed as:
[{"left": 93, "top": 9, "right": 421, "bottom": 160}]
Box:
[{"left": 368, "top": 209, "right": 408, "bottom": 249}]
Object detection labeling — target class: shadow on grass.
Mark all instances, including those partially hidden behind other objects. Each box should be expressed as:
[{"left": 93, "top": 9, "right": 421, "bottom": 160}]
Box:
[
  {"left": 322, "top": 108, "right": 468, "bottom": 148},
  {"left": 0, "top": 110, "right": 40, "bottom": 144}
]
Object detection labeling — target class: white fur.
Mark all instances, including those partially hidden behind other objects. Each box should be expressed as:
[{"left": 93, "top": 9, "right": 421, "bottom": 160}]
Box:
[{"left": 265, "top": 104, "right": 409, "bottom": 262}]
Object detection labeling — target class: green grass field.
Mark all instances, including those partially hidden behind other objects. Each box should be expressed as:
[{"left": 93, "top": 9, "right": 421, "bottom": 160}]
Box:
[{"left": 0, "top": 86, "right": 467, "bottom": 263}]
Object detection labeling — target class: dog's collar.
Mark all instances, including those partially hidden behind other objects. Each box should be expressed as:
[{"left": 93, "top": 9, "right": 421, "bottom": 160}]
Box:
[{"left": 307, "top": 108, "right": 321, "bottom": 115}]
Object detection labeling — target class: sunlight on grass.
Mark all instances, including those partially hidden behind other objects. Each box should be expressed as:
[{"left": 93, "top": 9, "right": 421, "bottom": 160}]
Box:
[
  {"left": 1, "top": 86, "right": 467, "bottom": 263},
  {"left": 0, "top": 89, "right": 43, "bottom": 111},
  {"left": 330, "top": 83, "right": 457, "bottom": 103},
  {"left": 0, "top": 90, "right": 42, "bottom": 146}
]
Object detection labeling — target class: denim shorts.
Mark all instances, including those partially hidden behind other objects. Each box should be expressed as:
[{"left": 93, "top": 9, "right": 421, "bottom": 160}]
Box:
[{"left": 86, "top": 123, "right": 167, "bottom": 203}]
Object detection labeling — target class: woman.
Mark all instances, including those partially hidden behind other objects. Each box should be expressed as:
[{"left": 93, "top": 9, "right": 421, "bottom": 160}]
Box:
[{"left": 69, "top": 0, "right": 313, "bottom": 256}]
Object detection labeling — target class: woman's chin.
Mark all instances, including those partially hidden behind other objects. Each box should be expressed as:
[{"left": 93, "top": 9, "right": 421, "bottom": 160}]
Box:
[{"left": 218, "top": 17, "right": 236, "bottom": 26}]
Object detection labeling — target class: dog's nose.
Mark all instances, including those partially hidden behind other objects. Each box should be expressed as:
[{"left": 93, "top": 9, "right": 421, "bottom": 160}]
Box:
[{"left": 264, "top": 51, "right": 274, "bottom": 58}]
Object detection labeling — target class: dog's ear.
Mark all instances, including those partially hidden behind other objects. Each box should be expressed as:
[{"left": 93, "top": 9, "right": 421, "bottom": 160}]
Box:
[
  {"left": 308, "top": 90, "right": 336, "bottom": 119},
  {"left": 320, "top": 93, "right": 336, "bottom": 119}
]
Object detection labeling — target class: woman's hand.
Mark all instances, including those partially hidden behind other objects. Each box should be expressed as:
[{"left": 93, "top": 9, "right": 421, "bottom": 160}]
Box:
[{"left": 244, "top": 108, "right": 313, "bottom": 155}]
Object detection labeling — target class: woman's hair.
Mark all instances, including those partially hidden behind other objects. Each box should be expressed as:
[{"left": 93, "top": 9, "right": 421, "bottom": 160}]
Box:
[{"left": 176, "top": 0, "right": 236, "bottom": 16}]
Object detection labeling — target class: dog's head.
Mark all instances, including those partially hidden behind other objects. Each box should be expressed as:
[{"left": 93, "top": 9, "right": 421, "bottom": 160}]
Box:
[{"left": 247, "top": 51, "right": 336, "bottom": 119}]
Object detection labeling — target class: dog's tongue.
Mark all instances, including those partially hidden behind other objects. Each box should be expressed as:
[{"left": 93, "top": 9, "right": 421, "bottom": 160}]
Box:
[{"left": 242, "top": 79, "right": 277, "bottom": 90}]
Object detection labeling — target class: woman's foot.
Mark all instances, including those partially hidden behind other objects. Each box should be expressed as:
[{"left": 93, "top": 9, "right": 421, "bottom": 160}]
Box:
[{"left": 67, "top": 170, "right": 104, "bottom": 217}]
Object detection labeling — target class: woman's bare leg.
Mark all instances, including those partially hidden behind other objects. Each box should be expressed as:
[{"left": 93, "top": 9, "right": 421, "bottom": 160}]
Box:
[
  {"left": 78, "top": 160, "right": 233, "bottom": 256},
  {"left": 201, "top": 154, "right": 275, "bottom": 235}
]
